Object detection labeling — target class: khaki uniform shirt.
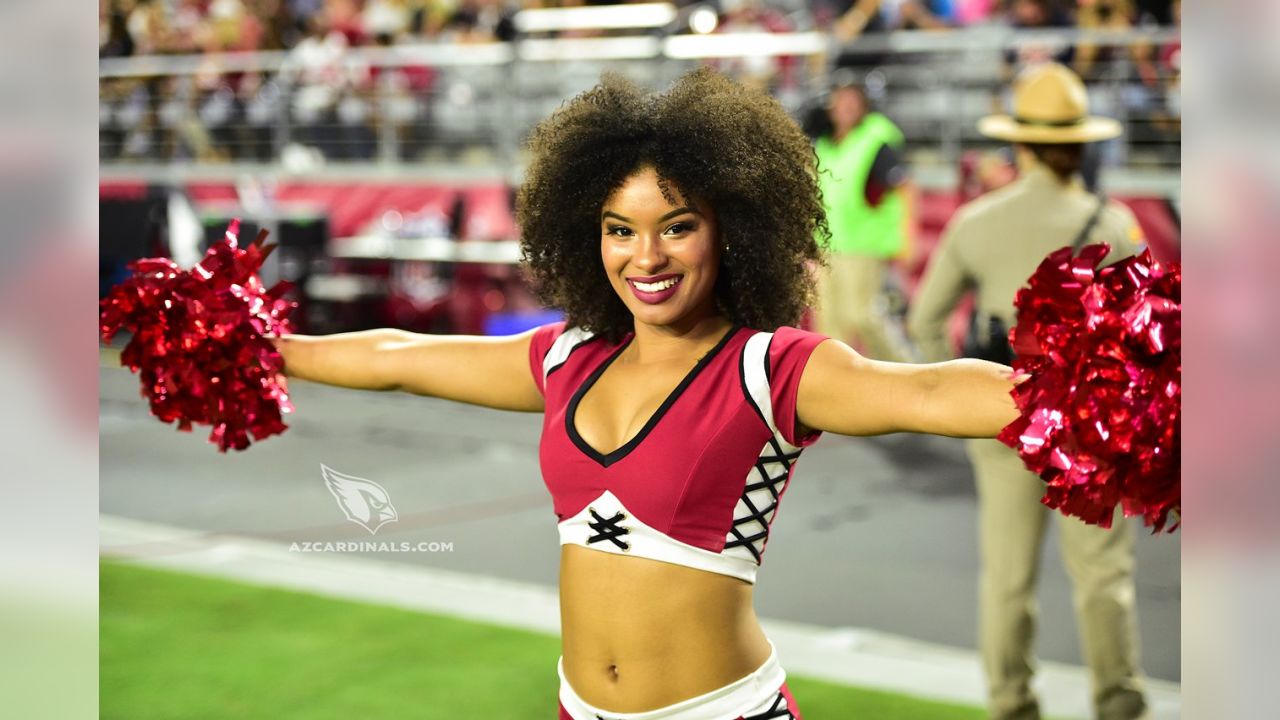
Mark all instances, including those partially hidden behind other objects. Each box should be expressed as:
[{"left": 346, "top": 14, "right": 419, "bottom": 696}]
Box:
[{"left": 908, "top": 164, "right": 1146, "bottom": 363}]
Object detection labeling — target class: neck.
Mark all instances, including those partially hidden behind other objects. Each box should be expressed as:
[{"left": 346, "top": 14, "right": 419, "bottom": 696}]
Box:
[{"left": 627, "top": 309, "right": 734, "bottom": 364}]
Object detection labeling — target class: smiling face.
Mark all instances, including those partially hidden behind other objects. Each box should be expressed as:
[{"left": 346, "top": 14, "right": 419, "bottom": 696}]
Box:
[{"left": 600, "top": 165, "right": 722, "bottom": 332}]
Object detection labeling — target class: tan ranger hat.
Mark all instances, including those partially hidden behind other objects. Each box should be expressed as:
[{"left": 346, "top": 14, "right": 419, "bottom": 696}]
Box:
[{"left": 978, "top": 62, "right": 1123, "bottom": 144}]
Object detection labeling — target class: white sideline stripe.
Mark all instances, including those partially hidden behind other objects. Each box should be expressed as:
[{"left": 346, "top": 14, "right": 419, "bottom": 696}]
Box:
[
  {"left": 99, "top": 514, "right": 563, "bottom": 636},
  {"left": 100, "top": 514, "right": 1179, "bottom": 719}
]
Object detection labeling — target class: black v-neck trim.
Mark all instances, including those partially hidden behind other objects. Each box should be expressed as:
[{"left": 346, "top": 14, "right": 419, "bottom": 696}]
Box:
[{"left": 567, "top": 324, "right": 741, "bottom": 469}]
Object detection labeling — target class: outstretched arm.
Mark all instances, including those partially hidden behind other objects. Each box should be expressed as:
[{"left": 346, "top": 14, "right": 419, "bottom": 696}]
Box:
[
  {"left": 272, "top": 328, "right": 544, "bottom": 413},
  {"left": 795, "top": 339, "right": 1019, "bottom": 439}
]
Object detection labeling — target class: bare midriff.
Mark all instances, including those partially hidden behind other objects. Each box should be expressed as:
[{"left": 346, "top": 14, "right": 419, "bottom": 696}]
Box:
[{"left": 559, "top": 543, "right": 772, "bottom": 713}]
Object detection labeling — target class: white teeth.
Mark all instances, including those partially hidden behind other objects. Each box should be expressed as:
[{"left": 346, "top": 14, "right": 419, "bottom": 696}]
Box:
[{"left": 633, "top": 276, "right": 681, "bottom": 292}]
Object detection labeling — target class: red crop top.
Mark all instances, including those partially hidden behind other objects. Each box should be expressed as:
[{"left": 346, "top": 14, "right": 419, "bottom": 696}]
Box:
[{"left": 527, "top": 322, "right": 830, "bottom": 584}]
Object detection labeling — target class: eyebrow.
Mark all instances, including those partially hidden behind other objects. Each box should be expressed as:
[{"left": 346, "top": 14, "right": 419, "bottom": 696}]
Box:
[{"left": 601, "top": 207, "right": 702, "bottom": 224}]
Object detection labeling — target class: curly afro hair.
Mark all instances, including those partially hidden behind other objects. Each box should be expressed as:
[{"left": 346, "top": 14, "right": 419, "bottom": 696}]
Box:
[{"left": 517, "top": 67, "right": 830, "bottom": 344}]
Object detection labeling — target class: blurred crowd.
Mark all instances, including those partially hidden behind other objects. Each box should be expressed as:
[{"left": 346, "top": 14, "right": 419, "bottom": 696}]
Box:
[
  {"left": 99, "top": 0, "right": 518, "bottom": 55},
  {"left": 99, "top": 0, "right": 1179, "bottom": 56},
  {"left": 98, "top": 0, "right": 1181, "bottom": 164}
]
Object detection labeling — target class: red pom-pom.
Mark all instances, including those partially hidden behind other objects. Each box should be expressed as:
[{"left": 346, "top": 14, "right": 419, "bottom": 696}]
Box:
[
  {"left": 99, "top": 220, "right": 297, "bottom": 451},
  {"left": 1000, "top": 244, "right": 1181, "bottom": 532}
]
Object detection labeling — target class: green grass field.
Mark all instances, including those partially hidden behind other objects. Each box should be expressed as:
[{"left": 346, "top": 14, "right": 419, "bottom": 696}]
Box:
[{"left": 101, "top": 559, "right": 986, "bottom": 719}]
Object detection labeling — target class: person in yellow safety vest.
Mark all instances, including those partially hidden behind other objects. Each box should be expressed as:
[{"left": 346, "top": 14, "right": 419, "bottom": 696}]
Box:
[{"left": 813, "top": 69, "right": 916, "bottom": 362}]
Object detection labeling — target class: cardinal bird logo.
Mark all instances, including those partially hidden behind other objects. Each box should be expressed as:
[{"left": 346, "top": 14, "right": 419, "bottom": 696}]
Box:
[{"left": 321, "top": 464, "right": 399, "bottom": 535}]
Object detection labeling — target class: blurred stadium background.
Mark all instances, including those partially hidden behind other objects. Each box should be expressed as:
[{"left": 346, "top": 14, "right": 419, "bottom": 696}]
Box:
[{"left": 99, "top": 1, "right": 1181, "bottom": 718}]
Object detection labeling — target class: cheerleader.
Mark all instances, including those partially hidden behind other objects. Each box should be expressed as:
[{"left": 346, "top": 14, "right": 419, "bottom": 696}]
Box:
[{"left": 274, "top": 68, "right": 1019, "bottom": 719}]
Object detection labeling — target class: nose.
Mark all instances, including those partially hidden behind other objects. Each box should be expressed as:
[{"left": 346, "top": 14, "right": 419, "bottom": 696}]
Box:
[{"left": 631, "top": 232, "right": 668, "bottom": 273}]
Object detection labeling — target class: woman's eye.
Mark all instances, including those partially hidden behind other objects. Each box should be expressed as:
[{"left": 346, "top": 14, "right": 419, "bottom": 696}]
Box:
[{"left": 605, "top": 222, "right": 694, "bottom": 237}]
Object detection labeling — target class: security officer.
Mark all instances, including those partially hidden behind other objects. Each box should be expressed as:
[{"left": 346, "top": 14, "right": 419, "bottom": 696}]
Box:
[
  {"left": 814, "top": 68, "right": 915, "bottom": 362},
  {"left": 907, "top": 63, "right": 1150, "bottom": 720}
]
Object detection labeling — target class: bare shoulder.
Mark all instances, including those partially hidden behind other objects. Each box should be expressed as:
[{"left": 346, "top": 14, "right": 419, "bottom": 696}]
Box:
[
  {"left": 796, "top": 337, "right": 930, "bottom": 437},
  {"left": 800, "top": 337, "right": 883, "bottom": 388}
]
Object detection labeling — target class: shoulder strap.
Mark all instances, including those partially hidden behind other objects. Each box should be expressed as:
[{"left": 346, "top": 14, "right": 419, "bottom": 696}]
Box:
[
  {"left": 1071, "top": 193, "right": 1108, "bottom": 253},
  {"left": 740, "top": 331, "right": 778, "bottom": 436},
  {"left": 542, "top": 326, "right": 596, "bottom": 384}
]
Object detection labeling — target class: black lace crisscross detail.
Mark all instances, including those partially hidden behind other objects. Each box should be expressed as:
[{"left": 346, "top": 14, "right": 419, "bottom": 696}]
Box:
[
  {"left": 585, "top": 508, "right": 630, "bottom": 551},
  {"left": 724, "top": 437, "right": 801, "bottom": 562},
  {"left": 743, "top": 690, "right": 796, "bottom": 720}
]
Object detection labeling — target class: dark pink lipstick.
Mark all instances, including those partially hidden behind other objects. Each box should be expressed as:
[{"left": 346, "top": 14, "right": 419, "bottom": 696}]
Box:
[{"left": 626, "top": 273, "right": 684, "bottom": 304}]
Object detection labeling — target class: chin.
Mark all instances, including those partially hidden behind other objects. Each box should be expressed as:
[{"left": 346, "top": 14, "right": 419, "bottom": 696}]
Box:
[
  {"left": 628, "top": 304, "right": 682, "bottom": 327},
  {"left": 613, "top": 294, "right": 673, "bottom": 326},
  {"left": 641, "top": 301, "right": 718, "bottom": 331}
]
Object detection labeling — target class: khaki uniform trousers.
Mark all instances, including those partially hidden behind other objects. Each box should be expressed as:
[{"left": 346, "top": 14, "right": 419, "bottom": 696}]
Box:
[
  {"left": 815, "top": 252, "right": 911, "bottom": 362},
  {"left": 967, "top": 438, "right": 1149, "bottom": 720}
]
